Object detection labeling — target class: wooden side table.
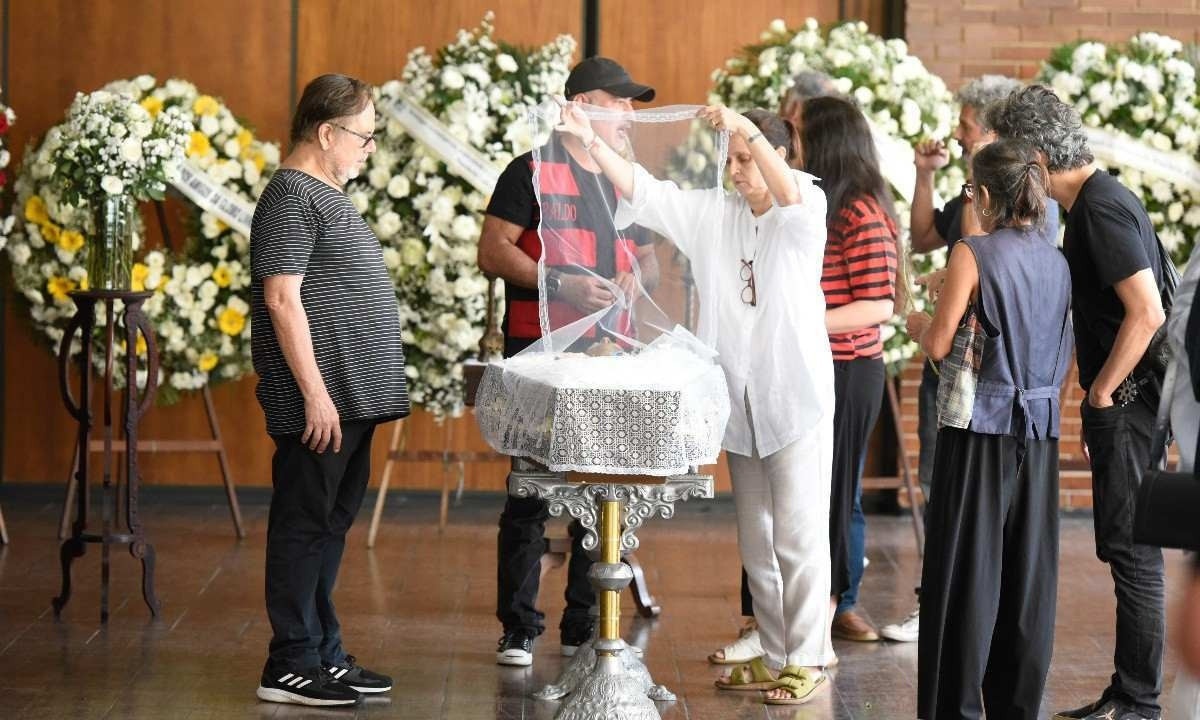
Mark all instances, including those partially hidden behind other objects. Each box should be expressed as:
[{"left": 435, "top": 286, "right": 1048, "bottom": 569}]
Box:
[{"left": 54, "top": 290, "right": 161, "bottom": 622}]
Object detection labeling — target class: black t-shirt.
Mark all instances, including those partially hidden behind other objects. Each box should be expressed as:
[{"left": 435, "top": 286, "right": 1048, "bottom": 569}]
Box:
[
  {"left": 1063, "top": 169, "right": 1162, "bottom": 393},
  {"left": 933, "top": 194, "right": 965, "bottom": 249},
  {"left": 250, "top": 169, "right": 410, "bottom": 435},
  {"left": 485, "top": 141, "right": 652, "bottom": 352}
]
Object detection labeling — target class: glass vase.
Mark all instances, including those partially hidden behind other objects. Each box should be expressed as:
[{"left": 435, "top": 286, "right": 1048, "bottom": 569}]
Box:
[{"left": 87, "top": 193, "right": 136, "bottom": 291}]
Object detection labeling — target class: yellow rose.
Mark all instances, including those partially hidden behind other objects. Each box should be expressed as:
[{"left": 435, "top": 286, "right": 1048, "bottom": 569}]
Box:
[
  {"left": 134, "top": 334, "right": 147, "bottom": 356},
  {"left": 218, "top": 307, "right": 246, "bottom": 336},
  {"left": 42, "top": 223, "right": 62, "bottom": 245},
  {"left": 131, "top": 263, "right": 150, "bottom": 292},
  {"left": 246, "top": 148, "right": 266, "bottom": 173},
  {"left": 212, "top": 264, "right": 232, "bottom": 288},
  {"left": 57, "top": 229, "right": 85, "bottom": 253},
  {"left": 46, "top": 276, "right": 77, "bottom": 302},
  {"left": 236, "top": 128, "right": 254, "bottom": 150},
  {"left": 192, "top": 95, "right": 220, "bottom": 117},
  {"left": 197, "top": 352, "right": 219, "bottom": 372},
  {"left": 24, "top": 195, "right": 49, "bottom": 225},
  {"left": 140, "top": 96, "right": 164, "bottom": 117},
  {"left": 187, "top": 131, "right": 212, "bottom": 158}
]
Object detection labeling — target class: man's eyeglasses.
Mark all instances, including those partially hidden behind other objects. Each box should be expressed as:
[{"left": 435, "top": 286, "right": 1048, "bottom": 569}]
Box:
[
  {"left": 740, "top": 259, "right": 757, "bottom": 307},
  {"left": 331, "top": 122, "right": 380, "bottom": 148}
]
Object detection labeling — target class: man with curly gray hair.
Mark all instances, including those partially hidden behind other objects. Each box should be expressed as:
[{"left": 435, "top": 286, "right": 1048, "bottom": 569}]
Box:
[{"left": 991, "top": 84, "right": 1169, "bottom": 720}]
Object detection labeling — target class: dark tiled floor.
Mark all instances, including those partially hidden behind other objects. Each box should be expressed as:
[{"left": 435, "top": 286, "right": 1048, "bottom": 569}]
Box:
[{"left": 0, "top": 489, "right": 1189, "bottom": 719}]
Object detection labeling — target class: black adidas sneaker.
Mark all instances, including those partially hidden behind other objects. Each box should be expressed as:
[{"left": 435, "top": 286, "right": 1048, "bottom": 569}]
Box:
[
  {"left": 323, "top": 655, "right": 393, "bottom": 694},
  {"left": 256, "top": 665, "right": 362, "bottom": 706}
]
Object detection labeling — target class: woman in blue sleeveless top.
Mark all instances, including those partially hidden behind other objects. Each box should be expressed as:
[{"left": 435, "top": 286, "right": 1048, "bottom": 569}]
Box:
[{"left": 906, "top": 138, "right": 1072, "bottom": 720}]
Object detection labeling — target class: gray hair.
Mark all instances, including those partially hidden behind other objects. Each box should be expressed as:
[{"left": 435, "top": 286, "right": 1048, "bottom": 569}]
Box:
[
  {"left": 785, "top": 70, "right": 838, "bottom": 105},
  {"left": 985, "top": 84, "right": 1094, "bottom": 173},
  {"left": 955, "top": 75, "right": 1023, "bottom": 132}
]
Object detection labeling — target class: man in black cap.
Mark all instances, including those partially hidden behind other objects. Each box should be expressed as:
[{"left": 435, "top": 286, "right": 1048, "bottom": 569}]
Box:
[{"left": 478, "top": 56, "right": 657, "bottom": 666}]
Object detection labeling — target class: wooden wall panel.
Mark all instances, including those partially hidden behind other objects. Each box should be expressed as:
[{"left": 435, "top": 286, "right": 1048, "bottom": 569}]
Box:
[
  {"left": 3, "top": 0, "right": 291, "bottom": 488},
  {"left": 295, "top": 0, "right": 583, "bottom": 88},
  {"left": 4, "top": 0, "right": 890, "bottom": 496},
  {"left": 598, "top": 0, "right": 841, "bottom": 108}
]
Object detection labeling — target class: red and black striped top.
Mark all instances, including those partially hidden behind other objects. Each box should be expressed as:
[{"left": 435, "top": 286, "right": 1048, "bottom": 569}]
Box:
[{"left": 821, "top": 195, "right": 898, "bottom": 361}]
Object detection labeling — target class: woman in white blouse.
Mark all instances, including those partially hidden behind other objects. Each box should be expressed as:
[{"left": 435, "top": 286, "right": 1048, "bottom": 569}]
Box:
[{"left": 557, "top": 102, "right": 835, "bottom": 705}]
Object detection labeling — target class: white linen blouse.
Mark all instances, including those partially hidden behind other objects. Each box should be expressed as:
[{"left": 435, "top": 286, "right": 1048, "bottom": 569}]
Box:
[{"left": 617, "top": 163, "right": 834, "bottom": 458}]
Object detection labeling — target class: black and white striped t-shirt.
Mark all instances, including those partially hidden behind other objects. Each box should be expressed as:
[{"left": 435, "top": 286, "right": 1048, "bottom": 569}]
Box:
[{"left": 250, "top": 168, "right": 409, "bottom": 436}]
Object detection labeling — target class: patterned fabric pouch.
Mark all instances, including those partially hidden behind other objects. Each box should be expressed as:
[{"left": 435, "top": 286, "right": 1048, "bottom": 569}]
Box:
[{"left": 936, "top": 304, "right": 985, "bottom": 429}]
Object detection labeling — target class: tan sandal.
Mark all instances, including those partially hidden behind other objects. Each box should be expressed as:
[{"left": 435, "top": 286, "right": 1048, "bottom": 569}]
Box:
[
  {"left": 714, "top": 657, "right": 777, "bottom": 691},
  {"left": 764, "top": 666, "right": 828, "bottom": 705}
]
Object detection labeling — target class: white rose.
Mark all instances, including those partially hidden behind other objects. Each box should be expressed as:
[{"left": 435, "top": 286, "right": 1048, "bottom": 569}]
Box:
[
  {"left": 223, "top": 138, "right": 241, "bottom": 158},
  {"left": 101, "top": 175, "right": 125, "bottom": 195},
  {"left": 450, "top": 214, "right": 478, "bottom": 240},
  {"left": 377, "top": 210, "right": 402, "bottom": 238},
  {"left": 200, "top": 115, "right": 219, "bottom": 135},
  {"left": 401, "top": 237, "right": 425, "bottom": 266},
  {"left": 350, "top": 191, "right": 370, "bottom": 214},
  {"left": 1169, "top": 202, "right": 1184, "bottom": 223},
  {"left": 496, "top": 53, "right": 519, "bottom": 73},
  {"left": 768, "top": 18, "right": 787, "bottom": 34},
  {"left": 135, "top": 74, "right": 155, "bottom": 90},
  {"left": 382, "top": 247, "right": 402, "bottom": 270},
  {"left": 119, "top": 137, "right": 144, "bottom": 164},
  {"left": 387, "top": 175, "right": 411, "bottom": 198},
  {"left": 368, "top": 166, "right": 391, "bottom": 189},
  {"left": 9, "top": 244, "right": 31, "bottom": 265},
  {"left": 853, "top": 86, "right": 875, "bottom": 106},
  {"left": 110, "top": 122, "right": 128, "bottom": 138},
  {"left": 441, "top": 68, "right": 466, "bottom": 90},
  {"left": 1151, "top": 132, "right": 1173, "bottom": 151},
  {"left": 1151, "top": 180, "right": 1173, "bottom": 203}
]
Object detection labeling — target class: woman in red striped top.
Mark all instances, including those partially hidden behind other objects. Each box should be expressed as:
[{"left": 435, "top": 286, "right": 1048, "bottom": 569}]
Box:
[{"left": 800, "top": 96, "right": 899, "bottom": 643}]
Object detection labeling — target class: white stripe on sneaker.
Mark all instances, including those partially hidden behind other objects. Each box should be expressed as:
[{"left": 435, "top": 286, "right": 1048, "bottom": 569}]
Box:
[
  {"left": 334, "top": 668, "right": 348, "bottom": 679},
  {"left": 296, "top": 679, "right": 312, "bottom": 689},
  {"left": 278, "top": 673, "right": 294, "bottom": 683},
  {"left": 288, "top": 677, "right": 305, "bottom": 687}
]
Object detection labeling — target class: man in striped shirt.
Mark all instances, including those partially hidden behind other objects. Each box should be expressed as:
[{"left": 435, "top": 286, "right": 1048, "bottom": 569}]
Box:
[{"left": 251, "top": 74, "right": 408, "bottom": 708}]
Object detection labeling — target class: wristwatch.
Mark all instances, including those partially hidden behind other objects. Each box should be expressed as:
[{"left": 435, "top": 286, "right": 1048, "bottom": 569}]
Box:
[{"left": 545, "top": 269, "right": 563, "bottom": 298}]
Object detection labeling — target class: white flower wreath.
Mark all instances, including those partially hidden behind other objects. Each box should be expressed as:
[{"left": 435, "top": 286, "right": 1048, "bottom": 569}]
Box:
[
  {"left": 4, "top": 75, "right": 280, "bottom": 402},
  {"left": 1040, "top": 32, "right": 1200, "bottom": 266},
  {"left": 349, "top": 14, "right": 576, "bottom": 418},
  {"left": 676, "top": 18, "right": 964, "bottom": 369}
]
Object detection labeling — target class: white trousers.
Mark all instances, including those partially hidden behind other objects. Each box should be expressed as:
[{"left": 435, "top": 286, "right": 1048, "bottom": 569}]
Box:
[{"left": 727, "top": 411, "right": 834, "bottom": 669}]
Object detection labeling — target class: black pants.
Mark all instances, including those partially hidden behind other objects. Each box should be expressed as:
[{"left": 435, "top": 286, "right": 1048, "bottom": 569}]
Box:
[
  {"left": 829, "top": 357, "right": 885, "bottom": 601},
  {"left": 265, "top": 420, "right": 376, "bottom": 671},
  {"left": 496, "top": 491, "right": 595, "bottom": 637},
  {"left": 918, "top": 428, "right": 1058, "bottom": 720},
  {"left": 1081, "top": 398, "right": 1164, "bottom": 716}
]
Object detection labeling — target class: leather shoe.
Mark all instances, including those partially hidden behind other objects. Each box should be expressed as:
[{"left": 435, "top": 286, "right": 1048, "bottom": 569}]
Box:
[{"left": 831, "top": 610, "right": 879, "bottom": 642}]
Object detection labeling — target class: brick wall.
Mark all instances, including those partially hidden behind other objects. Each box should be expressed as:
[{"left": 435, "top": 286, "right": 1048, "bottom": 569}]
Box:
[{"left": 906, "top": 0, "right": 1200, "bottom": 91}]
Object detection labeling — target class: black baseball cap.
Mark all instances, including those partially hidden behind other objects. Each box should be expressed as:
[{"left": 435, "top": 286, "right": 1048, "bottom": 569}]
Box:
[{"left": 564, "top": 57, "right": 655, "bottom": 102}]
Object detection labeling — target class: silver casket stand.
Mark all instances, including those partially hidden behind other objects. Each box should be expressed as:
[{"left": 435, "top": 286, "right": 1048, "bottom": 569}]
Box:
[{"left": 475, "top": 342, "right": 728, "bottom": 720}]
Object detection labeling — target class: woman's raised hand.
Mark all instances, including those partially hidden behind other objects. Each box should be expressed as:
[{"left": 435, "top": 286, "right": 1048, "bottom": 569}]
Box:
[
  {"left": 697, "top": 105, "right": 753, "bottom": 137},
  {"left": 554, "top": 98, "right": 595, "bottom": 142}
]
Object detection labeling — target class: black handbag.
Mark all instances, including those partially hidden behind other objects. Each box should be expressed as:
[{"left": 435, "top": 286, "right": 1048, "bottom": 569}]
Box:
[
  {"left": 1138, "top": 234, "right": 1181, "bottom": 377},
  {"left": 1132, "top": 362, "right": 1200, "bottom": 550}
]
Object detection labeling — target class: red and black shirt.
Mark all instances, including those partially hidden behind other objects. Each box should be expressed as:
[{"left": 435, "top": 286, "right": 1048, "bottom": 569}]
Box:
[
  {"left": 485, "top": 140, "right": 651, "bottom": 350},
  {"left": 821, "top": 195, "right": 898, "bottom": 361}
]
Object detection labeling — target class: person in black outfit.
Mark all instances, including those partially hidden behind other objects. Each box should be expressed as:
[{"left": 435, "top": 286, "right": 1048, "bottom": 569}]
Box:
[
  {"left": 477, "top": 57, "right": 659, "bottom": 666},
  {"left": 990, "top": 85, "right": 1169, "bottom": 720}
]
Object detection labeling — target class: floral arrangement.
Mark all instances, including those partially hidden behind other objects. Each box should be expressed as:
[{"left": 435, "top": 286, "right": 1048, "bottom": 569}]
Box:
[
  {"left": 1039, "top": 32, "right": 1200, "bottom": 266},
  {"left": 44, "top": 86, "right": 191, "bottom": 206},
  {"left": 0, "top": 97, "right": 14, "bottom": 251},
  {"left": 349, "top": 13, "right": 575, "bottom": 418},
  {"left": 676, "top": 18, "right": 963, "bottom": 369},
  {"left": 5, "top": 76, "right": 280, "bottom": 401}
]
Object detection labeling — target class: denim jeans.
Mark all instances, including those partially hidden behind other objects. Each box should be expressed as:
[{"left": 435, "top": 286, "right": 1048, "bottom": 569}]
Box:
[{"left": 1081, "top": 397, "right": 1165, "bottom": 717}]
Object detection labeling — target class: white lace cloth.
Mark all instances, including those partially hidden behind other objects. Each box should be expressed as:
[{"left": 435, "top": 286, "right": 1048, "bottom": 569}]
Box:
[{"left": 475, "top": 341, "right": 730, "bottom": 475}]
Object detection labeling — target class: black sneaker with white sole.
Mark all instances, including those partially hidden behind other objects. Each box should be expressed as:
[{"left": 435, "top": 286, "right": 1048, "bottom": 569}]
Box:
[
  {"left": 323, "top": 655, "right": 392, "bottom": 694},
  {"left": 497, "top": 630, "right": 534, "bottom": 666},
  {"left": 256, "top": 665, "right": 362, "bottom": 707}
]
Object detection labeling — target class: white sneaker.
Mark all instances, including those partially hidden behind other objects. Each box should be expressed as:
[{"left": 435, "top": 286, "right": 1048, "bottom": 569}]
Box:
[{"left": 879, "top": 607, "right": 919, "bottom": 643}]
